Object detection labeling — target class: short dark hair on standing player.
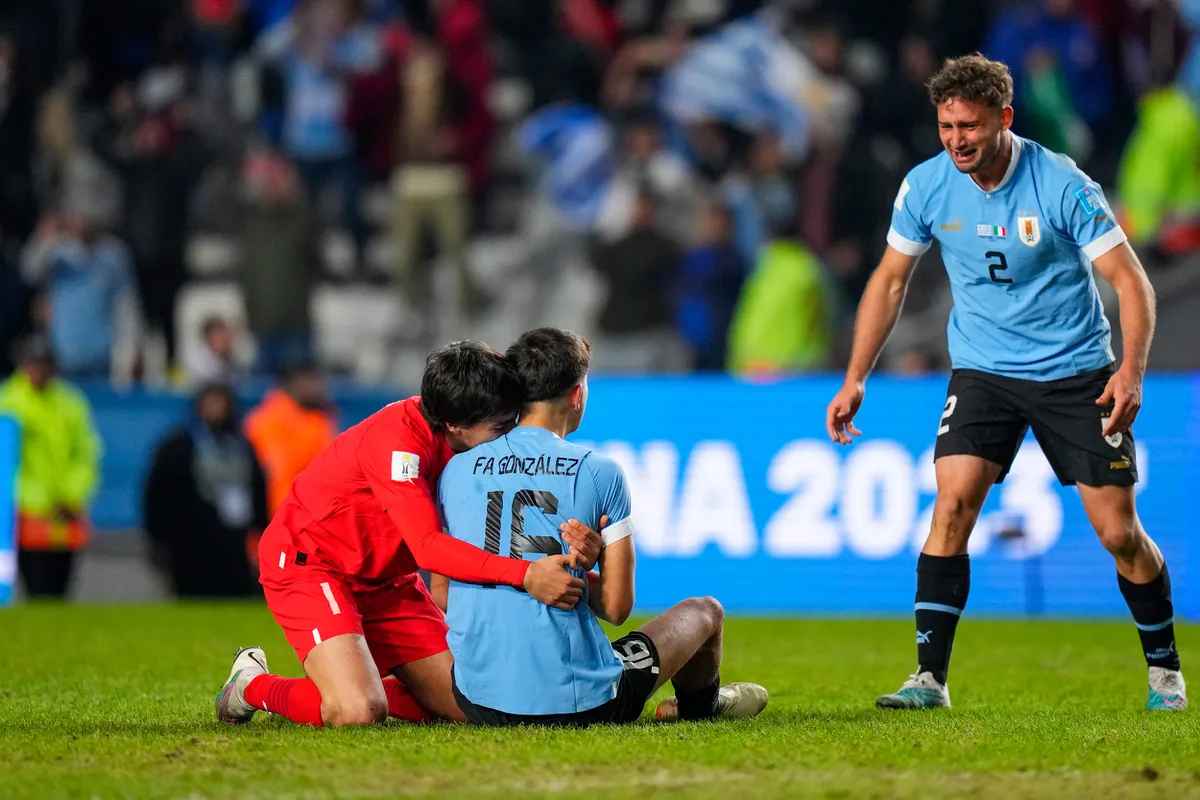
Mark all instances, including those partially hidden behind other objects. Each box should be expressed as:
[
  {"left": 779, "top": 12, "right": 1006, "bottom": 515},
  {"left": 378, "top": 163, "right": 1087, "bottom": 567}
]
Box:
[
  {"left": 926, "top": 53, "right": 1014, "bottom": 109},
  {"left": 420, "top": 340, "right": 522, "bottom": 432},
  {"left": 505, "top": 327, "right": 592, "bottom": 404}
]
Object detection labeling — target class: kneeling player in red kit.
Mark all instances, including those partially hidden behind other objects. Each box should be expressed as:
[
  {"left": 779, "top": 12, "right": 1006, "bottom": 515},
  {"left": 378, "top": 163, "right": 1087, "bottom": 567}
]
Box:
[{"left": 215, "top": 341, "right": 593, "bottom": 727}]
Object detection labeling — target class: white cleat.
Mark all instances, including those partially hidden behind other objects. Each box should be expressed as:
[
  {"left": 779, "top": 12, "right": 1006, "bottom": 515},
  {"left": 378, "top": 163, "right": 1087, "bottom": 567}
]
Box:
[
  {"left": 876, "top": 671, "right": 951, "bottom": 709},
  {"left": 1147, "top": 667, "right": 1187, "bottom": 711},
  {"left": 655, "top": 682, "right": 769, "bottom": 721},
  {"left": 215, "top": 646, "right": 269, "bottom": 724}
]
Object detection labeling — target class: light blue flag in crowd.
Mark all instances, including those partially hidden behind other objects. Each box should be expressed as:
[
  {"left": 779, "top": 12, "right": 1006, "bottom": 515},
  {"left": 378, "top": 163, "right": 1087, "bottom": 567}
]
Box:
[
  {"left": 0, "top": 416, "right": 17, "bottom": 605},
  {"left": 1178, "top": 0, "right": 1200, "bottom": 104},
  {"left": 661, "top": 11, "right": 810, "bottom": 162},
  {"left": 518, "top": 104, "right": 616, "bottom": 229}
]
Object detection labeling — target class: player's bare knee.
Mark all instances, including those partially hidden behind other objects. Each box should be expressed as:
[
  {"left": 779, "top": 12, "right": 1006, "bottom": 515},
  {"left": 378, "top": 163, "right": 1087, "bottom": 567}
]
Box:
[
  {"left": 931, "top": 491, "right": 978, "bottom": 544},
  {"left": 703, "top": 596, "right": 725, "bottom": 631},
  {"left": 323, "top": 693, "right": 388, "bottom": 727},
  {"left": 692, "top": 595, "right": 724, "bottom": 637},
  {"left": 1095, "top": 519, "right": 1139, "bottom": 559}
]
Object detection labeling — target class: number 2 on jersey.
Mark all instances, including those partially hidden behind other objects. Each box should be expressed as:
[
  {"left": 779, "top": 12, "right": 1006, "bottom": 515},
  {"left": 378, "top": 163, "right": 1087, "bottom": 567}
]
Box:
[
  {"left": 985, "top": 251, "right": 1012, "bottom": 284},
  {"left": 481, "top": 489, "right": 563, "bottom": 590}
]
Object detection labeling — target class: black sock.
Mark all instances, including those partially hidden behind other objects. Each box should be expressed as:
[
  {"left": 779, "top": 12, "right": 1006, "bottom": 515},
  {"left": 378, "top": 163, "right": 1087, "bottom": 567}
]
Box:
[
  {"left": 915, "top": 553, "right": 970, "bottom": 685},
  {"left": 1118, "top": 564, "right": 1180, "bottom": 671},
  {"left": 675, "top": 676, "right": 721, "bottom": 720}
]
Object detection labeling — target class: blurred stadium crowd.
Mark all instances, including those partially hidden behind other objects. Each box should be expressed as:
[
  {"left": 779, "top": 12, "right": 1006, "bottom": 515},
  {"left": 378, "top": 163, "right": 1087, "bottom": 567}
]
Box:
[
  {"left": 1, "top": 0, "right": 1200, "bottom": 392},
  {"left": 5, "top": 0, "right": 1200, "bottom": 600}
]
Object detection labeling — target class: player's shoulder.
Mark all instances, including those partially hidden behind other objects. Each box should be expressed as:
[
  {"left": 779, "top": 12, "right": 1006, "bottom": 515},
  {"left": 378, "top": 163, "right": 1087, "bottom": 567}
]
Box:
[
  {"left": 896, "top": 151, "right": 952, "bottom": 208},
  {"left": 441, "top": 446, "right": 478, "bottom": 485},
  {"left": 352, "top": 395, "right": 441, "bottom": 466},
  {"left": 373, "top": 395, "right": 423, "bottom": 424},
  {"left": 1021, "top": 136, "right": 1093, "bottom": 190},
  {"left": 364, "top": 396, "right": 431, "bottom": 440},
  {"left": 904, "top": 151, "right": 953, "bottom": 189},
  {"left": 575, "top": 446, "right": 625, "bottom": 484}
]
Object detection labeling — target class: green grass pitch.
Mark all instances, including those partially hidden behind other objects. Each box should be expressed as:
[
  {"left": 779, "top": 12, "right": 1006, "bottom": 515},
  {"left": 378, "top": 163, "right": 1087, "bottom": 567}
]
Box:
[{"left": 2, "top": 604, "right": 1199, "bottom": 799}]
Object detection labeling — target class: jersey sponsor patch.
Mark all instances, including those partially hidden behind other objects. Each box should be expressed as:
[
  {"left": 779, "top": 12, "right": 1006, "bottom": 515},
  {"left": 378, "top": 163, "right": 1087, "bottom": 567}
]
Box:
[
  {"left": 977, "top": 224, "right": 1006, "bottom": 238},
  {"left": 894, "top": 178, "right": 911, "bottom": 211},
  {"left": 1017, "top": 215, "right": 1041, "bottom": 247},
  {"left": 391, "top": 451, "right": 421, "bottom": 482},
  {"left": 1075, "top": 185, "right": 1105, "bottom": 218}
]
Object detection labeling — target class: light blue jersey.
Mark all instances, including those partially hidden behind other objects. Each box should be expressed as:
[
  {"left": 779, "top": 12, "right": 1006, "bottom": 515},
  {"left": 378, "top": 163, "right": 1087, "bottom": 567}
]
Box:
[
  {"left": 438, "top": 426, "right": 635, "bottom": 716},
  {"left": 888, "top": 135, "right": 1124, "bottom": 380}
]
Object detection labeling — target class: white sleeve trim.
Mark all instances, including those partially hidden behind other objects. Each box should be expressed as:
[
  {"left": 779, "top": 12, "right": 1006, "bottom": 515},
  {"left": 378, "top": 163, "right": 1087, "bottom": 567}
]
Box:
[
  {"left": 1081, "top": 226, "right": 1128, "bottom": 262},
  {"left": 601, "top": 516, "right": 635, "bottom": 546},
  {"left": 887, "top": 227, "right": 932, "bottom": 257}
]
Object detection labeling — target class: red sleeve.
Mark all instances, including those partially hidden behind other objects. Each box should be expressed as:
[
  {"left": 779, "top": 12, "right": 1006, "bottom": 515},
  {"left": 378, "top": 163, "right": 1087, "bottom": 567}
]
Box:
[{"left": 357, "top": 420, "right": 530, "bottom": 588}]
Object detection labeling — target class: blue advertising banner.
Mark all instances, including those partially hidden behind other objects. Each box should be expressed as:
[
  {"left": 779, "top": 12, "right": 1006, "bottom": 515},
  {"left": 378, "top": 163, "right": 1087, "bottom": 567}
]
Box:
[
  {"left": 79, "top": 375, "right": 1200, "bottom": 617},
  {"left": 0, "top": 416, "right": 18, "bottom": 606},
  {"left": 573, "top": 376, "right": 1200, "bottom": 618}
]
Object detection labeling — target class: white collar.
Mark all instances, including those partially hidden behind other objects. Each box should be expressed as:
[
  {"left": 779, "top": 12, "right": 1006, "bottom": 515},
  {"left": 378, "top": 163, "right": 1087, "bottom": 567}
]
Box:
[{"left": 970, "top": 133, "right": 1022, "bottom": 193}]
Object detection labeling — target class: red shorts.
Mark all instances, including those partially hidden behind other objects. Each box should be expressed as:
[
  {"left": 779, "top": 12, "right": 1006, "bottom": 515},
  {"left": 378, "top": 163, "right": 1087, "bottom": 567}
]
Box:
[{"left": 259, "top": 527, "right": 449, "bottom": 675}]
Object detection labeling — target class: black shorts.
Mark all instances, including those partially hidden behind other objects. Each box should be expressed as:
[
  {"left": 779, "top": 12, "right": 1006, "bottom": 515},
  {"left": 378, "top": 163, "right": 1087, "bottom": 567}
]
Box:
[
  {"left": 933, "top": 366, "right": 1137, "bottom": 486},
  {"left": 452, "top": 631, "right": 661, "bottom": 727}
]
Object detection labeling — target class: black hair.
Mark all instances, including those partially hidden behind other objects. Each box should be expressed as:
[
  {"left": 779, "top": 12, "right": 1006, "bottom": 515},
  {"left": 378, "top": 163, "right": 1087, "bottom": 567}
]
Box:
[
  {"left": 419, "top": 340, "right": 523, "bottom": 432},
  {"left": 505, "top": 327, "right": 592, "bottom": 404}
]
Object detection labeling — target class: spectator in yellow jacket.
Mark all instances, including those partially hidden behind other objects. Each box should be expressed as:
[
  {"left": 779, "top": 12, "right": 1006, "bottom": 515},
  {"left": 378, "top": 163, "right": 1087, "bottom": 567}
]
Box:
[{"left": 0, "top": 335, "right": 101, "bottom": 598}]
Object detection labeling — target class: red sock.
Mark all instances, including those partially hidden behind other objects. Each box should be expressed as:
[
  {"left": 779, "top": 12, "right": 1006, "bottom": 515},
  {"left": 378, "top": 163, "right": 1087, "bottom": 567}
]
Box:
[
  {"left": 382, "top": 676, "right": 433, "bottom": 723},
  {"left": 245, "top": 675, "right": 325, "bottom": 727}
]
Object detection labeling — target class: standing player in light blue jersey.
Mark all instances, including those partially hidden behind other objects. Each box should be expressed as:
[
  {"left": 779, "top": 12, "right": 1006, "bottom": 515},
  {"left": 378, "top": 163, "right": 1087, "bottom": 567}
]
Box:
[
  {"left": 434, "top": 327, "right": 768, "bottom": 726},
  {"left": 825, "top": 54, "right": 1185, "bottom": 711}
]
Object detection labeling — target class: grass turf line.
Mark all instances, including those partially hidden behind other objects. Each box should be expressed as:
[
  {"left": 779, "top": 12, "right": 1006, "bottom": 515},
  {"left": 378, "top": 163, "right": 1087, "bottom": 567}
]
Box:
[{"left": 1, "top": 604, "right": 1198, "bottom": 799}]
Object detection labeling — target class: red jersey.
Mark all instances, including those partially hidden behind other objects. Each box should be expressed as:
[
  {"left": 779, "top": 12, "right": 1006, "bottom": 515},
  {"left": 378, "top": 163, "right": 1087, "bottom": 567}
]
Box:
[{"left": 269, "top": 397, "right": 529, "bottom": 589}]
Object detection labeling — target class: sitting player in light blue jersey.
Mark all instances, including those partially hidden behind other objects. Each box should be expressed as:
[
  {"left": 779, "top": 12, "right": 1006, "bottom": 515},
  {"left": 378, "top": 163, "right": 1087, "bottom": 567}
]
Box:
[
  {"left": 826, "top": 54, "right": 1184, "bottom": 711},
  {"left": 433, "top": 327, "right": 768, "bottom": 726}
]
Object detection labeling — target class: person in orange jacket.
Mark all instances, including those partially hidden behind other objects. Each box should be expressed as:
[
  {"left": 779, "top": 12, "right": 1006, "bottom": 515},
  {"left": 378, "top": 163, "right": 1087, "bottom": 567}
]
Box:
[{"left": 244, "top": 364, "right": 337, "bottom": 518}]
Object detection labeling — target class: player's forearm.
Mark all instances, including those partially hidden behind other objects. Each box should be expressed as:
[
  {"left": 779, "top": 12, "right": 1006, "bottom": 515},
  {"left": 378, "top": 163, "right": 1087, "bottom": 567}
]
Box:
[
  {"left": 403, "top": 523, "right": 530, "bottom": 587},
  {"left": 1115, "top": 272, "right": 1156, "bottom": 377},
  {"left": 845, "top": 270, "right": 908, "bottom": 385},
  {"left": 586, "top": 571, "right": 609, "bottom": 622},
  {"left": 587, "top": 570, "right": 632, "bottom": 626}
]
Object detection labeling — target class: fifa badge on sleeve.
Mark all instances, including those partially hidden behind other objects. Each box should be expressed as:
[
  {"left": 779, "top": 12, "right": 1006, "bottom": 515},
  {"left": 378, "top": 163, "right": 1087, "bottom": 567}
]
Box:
[{"left": 391, "top": 451, "right": 421, "bottom": 482}]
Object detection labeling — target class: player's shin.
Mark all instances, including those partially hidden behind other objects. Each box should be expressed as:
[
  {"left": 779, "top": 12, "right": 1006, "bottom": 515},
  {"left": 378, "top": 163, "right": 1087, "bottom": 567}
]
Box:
[
  {"left": 674, "top": 676, "right": 722, "bottom": 720},
  {"left": 914, "top": 553, "right": 971, "bottom": 685},
  {"left": 1118, "top": 563, "right": 1180, "bottom": 672}
]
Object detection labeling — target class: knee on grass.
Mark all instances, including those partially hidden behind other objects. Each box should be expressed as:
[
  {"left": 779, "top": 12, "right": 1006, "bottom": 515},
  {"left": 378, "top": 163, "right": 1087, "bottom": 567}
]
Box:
[
  {"left": 684, "top": 595, "right": 724, "bottom": 638},
  {"left": 322, "top": 692, "right": 388, "bottom": 727}
]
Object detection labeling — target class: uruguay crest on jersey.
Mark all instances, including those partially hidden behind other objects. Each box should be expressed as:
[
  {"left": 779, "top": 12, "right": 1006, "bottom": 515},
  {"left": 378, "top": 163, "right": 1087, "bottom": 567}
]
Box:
[{"left": 1018, "top": 215, "right": 1040, "bottom": 247}]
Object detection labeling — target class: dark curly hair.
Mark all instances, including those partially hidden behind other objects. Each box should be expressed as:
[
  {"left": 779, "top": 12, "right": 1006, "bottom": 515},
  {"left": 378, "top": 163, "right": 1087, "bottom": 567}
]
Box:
[{"left": 926, "top": 53, "right": 1014, "bottom": 109}]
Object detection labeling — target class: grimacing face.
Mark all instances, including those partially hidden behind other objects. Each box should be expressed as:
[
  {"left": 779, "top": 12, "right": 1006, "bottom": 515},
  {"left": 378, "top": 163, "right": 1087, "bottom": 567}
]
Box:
[{"left": 937, "top": 96, "right": 1012, "bottom": 176}]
